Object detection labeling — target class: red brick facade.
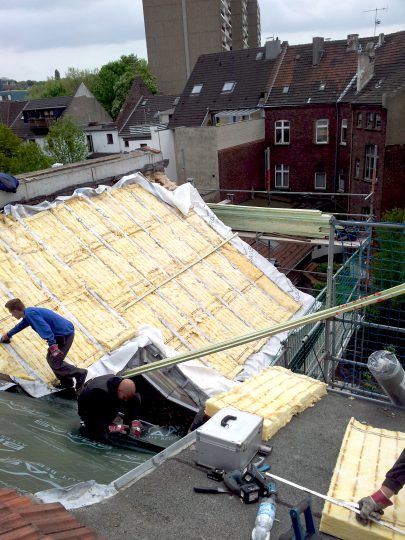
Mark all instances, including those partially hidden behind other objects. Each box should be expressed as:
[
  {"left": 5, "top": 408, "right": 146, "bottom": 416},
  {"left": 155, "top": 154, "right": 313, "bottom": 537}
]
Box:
[
  {"left": 218, "top": 140, "right": 266, "bottom": 204},
  {"left": 264, "top": 103, "right": 395, "bottom": 219}
]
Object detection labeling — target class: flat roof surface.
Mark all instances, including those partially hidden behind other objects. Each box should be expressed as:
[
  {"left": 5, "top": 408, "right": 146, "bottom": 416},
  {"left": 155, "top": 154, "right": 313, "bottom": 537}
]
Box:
[{"left": 71, "top": 391, "right": 405, "bottom": 539}]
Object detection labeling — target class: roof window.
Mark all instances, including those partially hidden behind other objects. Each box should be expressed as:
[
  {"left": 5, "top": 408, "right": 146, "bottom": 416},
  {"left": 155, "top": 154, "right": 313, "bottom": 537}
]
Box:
[
  {"left": 221, "top": 81, "right": 236, "bottom": 93},
  {"left": 319, "top": 81, "right": 326, "bottom": 91},
  {"left": 191, "top": 84, "right": 203, "bottom": 95},
  {"left": 282, "top": 86, "right": 289, "bottom": 94},
  {"left": 256, "top": 52, "right": 263, "bottom": 60}
]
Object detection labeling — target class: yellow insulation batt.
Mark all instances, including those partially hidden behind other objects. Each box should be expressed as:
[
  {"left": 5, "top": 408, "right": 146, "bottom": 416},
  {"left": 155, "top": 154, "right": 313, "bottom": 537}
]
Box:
[
  {"left": 320, "top": 418, "right": 405, "bottom": 540},
  {"left": 205, "top": 366, "right": 327, "bottom": 440},
  {"left": 0, "top": 182, "right": 302, "bottom": 386}
]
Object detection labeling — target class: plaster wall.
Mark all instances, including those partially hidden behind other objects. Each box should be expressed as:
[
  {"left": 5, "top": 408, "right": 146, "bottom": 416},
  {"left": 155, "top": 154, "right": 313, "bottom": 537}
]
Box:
[
  {"left": 217, "top": 118, "right": 264, "bottom": 150},
  {"left": 174, "top": 127, "right": 219, "bottom": 194}
]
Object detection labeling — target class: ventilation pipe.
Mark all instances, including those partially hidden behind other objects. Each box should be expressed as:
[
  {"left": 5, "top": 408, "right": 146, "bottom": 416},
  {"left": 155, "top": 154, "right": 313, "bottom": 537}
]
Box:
[{"left": 368, "top": 350, "right": 405, "bottom": 406}]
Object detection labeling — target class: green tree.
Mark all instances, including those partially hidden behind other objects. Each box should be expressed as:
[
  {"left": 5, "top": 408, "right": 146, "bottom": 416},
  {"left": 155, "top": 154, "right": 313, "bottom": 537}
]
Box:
[
  {"left": 373, "top": 208, "right": 405, "bottom": 291},
  {"left": 0, "top": 125, "right": 52, "bottom": 175},
  {"left": 0, "top": 124, "right": 23, "bottom": 173},
  {"left": 28, "top": 79, "right": 67, "bottom": 99},
  {"left": 94, "top": 54, "right": 157, "bottom": 118},
  {"left": 45, "top": 115, "right": 88, "bottom": 164},
  {"left": 10, "top": 142, "right": 53, "bottom": 174},
  {"left": 28, "top": 68, "right": 98, "bottom": 99}
]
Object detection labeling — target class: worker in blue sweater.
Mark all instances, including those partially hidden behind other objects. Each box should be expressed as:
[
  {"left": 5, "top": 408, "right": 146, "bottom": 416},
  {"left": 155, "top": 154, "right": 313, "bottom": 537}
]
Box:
[{"left": 1, "top": 298, "right": 87, "bottom": 391}]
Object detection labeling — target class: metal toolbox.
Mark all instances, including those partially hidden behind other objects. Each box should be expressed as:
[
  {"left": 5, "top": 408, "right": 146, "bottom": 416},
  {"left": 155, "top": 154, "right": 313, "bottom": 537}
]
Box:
[{"left": 195, "top": 407, "right": 263, "bottom": 471}]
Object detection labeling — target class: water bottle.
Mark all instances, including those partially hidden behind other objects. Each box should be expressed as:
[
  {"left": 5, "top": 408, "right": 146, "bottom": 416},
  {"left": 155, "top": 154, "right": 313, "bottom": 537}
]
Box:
[{"left": 251, "top": 496, "right": 276, "bottom": 540}]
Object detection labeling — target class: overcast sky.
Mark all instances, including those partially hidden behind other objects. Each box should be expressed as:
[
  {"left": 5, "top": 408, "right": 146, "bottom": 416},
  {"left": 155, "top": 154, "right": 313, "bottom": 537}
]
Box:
[{"left": 2, "top": 0, "right": 404, "bottom": 81}]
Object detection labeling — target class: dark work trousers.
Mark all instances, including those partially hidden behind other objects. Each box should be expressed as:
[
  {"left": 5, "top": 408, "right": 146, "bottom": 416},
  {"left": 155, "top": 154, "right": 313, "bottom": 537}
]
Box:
[{"left": 46, "top": 333, "right": 87, "bottom": 386}]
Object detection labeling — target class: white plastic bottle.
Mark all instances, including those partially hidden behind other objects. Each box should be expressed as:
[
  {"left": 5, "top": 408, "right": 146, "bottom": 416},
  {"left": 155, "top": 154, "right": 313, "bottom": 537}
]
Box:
[{"left": 251, "top": 496, "right": 276, "bottom": 540}]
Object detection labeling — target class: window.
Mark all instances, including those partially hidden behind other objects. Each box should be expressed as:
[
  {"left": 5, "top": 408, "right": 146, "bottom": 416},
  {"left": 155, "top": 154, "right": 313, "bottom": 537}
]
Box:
[
  {"left": 366, "top": 112, "right": 374, "bottom": 129},
  {"left": 191, "top": 84, "right": 203, "bottom": 95},
  {"left": 282, "top": 86, "right": 289, "bottom": 93},
  {"left": 319, "top": 81, "right": 326, "bottom": 91},
  {"left": 275, "top": 165, "right": 289, "bottom": 188},
  {"left": 124, "top": 140, "right": 129, "bottom": 148},
  {"left": 275, "top": 120, "right": 290, "bottom": 144},
  {"left": 375, "top": 113, "right": 381, "bottom": 129},
  {"left": 315, "top": 119, "right": 328, "bottom": 143},
  {"left": 357, "top": 112, "right": 362, "bottom": 127},
  {"left": 315, "top": 172, "right": 326, "bottom": 189},
  {"left": 87, "top": 135, "right": 94, "bottom": 153},
  {"left": 364, "top": 145, "right": 379, "bottom": 180},
  {"left": 354, "top": 158, "right": 360, "bottom": 178},
  {"left": 341, "top": 119, "right": 348, "bottom": 144},
  {"left": 338, "top": 174, "right": 345, "bottom": 192},
  {"left": 106, "top": 133, "right": 113, "bottom": 144},
  {"left": 221, "top": 81, "right": 236, "bottom": 93}
]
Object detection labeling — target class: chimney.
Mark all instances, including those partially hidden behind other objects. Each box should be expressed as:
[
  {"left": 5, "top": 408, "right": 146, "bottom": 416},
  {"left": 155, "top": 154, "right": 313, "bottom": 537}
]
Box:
[
  {"left": 357, "top": 41, "right": 376, "bottom": 92},
  {"left": 347, "top": 34, "right": 359, "bottom": 52},
  {"left": 265, "top": 38, "right": 281, "bottom": 60},
  {"left": 312, "top": 37, "right": 324, "bottom": 66},
  {"left": 376, "top": 32, "right": 385, "bottom": 48}
]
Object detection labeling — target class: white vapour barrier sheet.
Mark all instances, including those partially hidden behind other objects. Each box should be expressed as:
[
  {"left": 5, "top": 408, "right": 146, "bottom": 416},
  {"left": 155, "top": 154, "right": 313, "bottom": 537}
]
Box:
[{"left": 1, "top": 173, "right": 315, "bottom": 397}]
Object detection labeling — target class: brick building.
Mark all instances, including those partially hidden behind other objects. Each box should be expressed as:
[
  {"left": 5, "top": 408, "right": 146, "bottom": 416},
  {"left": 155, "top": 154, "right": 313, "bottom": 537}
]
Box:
[{"left": 265, "top": 31, "right": 405, "bottom": 218}]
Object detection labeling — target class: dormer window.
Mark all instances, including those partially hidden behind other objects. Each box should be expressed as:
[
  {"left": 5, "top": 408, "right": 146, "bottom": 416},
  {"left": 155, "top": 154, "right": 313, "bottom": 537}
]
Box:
[
  {"left": 191, "top": 84, "right": 203, "bottom": 95},
  {"left": 221, "top": 81, "right": 236, "bottom": 93}
]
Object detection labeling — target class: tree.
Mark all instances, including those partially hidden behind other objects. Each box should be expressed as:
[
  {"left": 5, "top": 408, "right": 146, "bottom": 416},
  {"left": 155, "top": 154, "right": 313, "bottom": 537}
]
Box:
[
  {"left": 0, "top": 125, "right": 52, "bottom": 175},
  {"left": 10, "top": 142, "right": 53, "bottom": 174},
  {"left": 94, "top": 54, "right": 157, "bottom": 118},
  {"left": 0, "top": 125, "right": 21, "bottom": 172},
  {"left": 45, "top": 115, "right": 88, "bottom": 164},
  {"left": 373, "top": 208, "right": 405, "bottom": 291},
  {"left": 28, "top": 68, "right": 98, "bottom": 99}
]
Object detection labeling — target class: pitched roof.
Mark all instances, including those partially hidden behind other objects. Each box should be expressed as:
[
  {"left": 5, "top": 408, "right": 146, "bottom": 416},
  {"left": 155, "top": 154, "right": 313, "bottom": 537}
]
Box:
[
  {"left": 115, "top": 77, "right": 153, "bottom": 131},
  {"left": 266, "top": 31, "right": 405, "bottom": 107},
  {"left": 119, "top": 95, "right": 177, "bottom": 137},
  {"left": 0, "top": 100, "right": 25, "bottom": 127},
  {"left": 24, "top": 96, "right": 73, "bottom": 110},
  {"left": 169, "top": 46, "right": 278, "bottom": 128}
]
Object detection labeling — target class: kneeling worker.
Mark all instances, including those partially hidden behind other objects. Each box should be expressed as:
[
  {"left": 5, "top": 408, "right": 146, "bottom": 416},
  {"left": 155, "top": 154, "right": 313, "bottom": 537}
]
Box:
[
  {"left": 0, "top": 298, "right": 87, "bottom": 391},
  {"left": 77, "top": 374, "right": 142, "bottom": 443}
]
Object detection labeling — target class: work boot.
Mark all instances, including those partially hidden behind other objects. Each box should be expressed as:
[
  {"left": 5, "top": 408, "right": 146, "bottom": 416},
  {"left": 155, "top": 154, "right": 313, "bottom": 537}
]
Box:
[
  {"left": 75, "top": 370, "right": 88, "bottom": 393},
  {"left": 54, "top": 379, "right": 74, "bottom": 390}
]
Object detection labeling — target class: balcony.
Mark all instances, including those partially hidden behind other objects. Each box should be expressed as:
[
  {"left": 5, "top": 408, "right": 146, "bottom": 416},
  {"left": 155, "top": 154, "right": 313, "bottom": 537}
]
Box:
[{"left": 28, "top": 117, "right": 56, "bottom": 134}]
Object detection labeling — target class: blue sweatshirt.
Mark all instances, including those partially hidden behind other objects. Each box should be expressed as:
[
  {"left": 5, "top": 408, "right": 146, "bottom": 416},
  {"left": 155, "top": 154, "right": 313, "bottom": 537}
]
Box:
[{"left": 7, "top": 307, "right": 74, "bottom": 346}]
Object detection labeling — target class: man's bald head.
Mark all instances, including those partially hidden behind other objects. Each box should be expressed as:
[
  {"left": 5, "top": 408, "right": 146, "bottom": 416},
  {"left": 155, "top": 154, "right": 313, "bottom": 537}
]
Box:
[{"left": 117, "top": 379, "right": 136, "bottom": 401}]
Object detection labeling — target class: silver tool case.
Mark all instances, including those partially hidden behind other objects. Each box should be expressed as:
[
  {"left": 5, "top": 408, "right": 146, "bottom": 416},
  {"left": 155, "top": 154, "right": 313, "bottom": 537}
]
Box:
[{"left": 195, "top": 407, "right": 263, "bottom": 471}]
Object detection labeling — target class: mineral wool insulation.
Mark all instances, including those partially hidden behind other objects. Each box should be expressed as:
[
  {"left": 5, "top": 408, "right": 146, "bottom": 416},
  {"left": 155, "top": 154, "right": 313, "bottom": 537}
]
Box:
[
  {"left": 320, "top": 418, "right": 405, "bottom": 540},
  {"left": 0, "top": 173, "right": 314, "bottom": 398}
]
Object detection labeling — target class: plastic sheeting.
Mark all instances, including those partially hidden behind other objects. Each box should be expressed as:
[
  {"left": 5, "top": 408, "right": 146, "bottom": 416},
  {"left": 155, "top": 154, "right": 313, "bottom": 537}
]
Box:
[{"left": 0, "top": 390, "right": 182, "bottom": 506}]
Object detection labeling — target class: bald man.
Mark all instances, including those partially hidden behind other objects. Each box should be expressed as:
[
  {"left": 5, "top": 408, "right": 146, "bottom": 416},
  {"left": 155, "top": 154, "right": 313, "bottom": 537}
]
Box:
[{"left": 77, "top": 375, "right": 142, "bottom": 442}]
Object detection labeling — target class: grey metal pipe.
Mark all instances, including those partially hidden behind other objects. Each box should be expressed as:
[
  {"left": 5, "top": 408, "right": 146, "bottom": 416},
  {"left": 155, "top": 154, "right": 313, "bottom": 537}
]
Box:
[{"left": 368, "top": 350, "right": 405, "bottom": 406}]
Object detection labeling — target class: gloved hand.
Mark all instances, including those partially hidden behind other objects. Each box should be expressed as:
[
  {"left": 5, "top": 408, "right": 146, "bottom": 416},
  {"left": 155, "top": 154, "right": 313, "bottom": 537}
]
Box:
[
  {"left": 0, "top": 334, "right": 10, "bottom": 344},
  {"left": 49, "top": 344, "right": 63, "bottom": 358},
  {"left": 357, "top": 489, "right": 393, "bottom": 525},
  {"left": 108, "top": 423, "right": 127, "bottom": 434},
  {"left": 129, "top": 420, "right": 142, "bottom": 438}
]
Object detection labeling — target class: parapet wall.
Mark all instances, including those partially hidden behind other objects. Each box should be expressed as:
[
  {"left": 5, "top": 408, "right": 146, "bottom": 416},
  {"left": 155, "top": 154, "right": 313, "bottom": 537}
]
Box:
[{"left": 0, "top": 150, "right": 164, "bottom": 207}]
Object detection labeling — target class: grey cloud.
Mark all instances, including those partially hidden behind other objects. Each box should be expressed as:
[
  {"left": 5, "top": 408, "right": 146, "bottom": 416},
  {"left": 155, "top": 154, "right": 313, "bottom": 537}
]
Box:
[{"left": 1, "top": 0, "right": 146, "bottom": 52}]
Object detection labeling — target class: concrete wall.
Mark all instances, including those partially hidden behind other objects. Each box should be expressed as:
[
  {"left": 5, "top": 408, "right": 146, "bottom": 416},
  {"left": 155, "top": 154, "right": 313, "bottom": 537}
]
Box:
[
  {"left": 151, "top": 128, "right": 177, "bottom": 181},
  {"left": 174, "top": 127, "right": 219, "bottom": 194},
  {"left": 384, "top": 86, "right": 405, "bottom": 145},
  {"left": 217, "top": 118, "right": 264, "bottom": 150},
  {"left": 0, "top": 150, "right": 163, "bottom": 208}
]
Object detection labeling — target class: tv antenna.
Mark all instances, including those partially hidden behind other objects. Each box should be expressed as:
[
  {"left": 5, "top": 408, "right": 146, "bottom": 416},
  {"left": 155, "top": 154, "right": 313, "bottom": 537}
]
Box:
[{"left": 363, "top": 6, "right": 388, "bottom": 36}]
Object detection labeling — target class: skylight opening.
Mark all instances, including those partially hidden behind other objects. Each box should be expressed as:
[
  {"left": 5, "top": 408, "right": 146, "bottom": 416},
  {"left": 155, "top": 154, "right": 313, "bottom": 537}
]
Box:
[
  {"left": 191, "top": 84, "right": 203, "bottom": 95},
  {"left": 282, "top": 86, "right": 289, "bottom": 94},
  {"left": 319, "top": 82, "right": 326, "bottom": 91},
  {"left": 256, "top": 52, "right": 263, "bottom": 60},
  {"left": 221, "top": 81, "right": 236, "bottom": 93}
]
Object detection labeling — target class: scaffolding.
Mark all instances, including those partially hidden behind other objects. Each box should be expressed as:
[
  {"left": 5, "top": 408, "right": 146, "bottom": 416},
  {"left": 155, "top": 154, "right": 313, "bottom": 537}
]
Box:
[{"left": 277, "top": 218, "right": 405, "bottom": 405}]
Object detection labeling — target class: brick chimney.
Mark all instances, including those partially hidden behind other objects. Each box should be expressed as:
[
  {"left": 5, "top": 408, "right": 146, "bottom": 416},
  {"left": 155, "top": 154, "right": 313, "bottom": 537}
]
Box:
[
  {"left": 357, "top": 42, "right": 376, "bottom": 92},
  {"left": 312, "top": 37, "right": 324, "bottom": 66},
  {"left": 347, "top": 34, "right": 359, "bottom": 52},
  {"left": 265, "top": 38, "right": 281, "bottom": 60}
]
